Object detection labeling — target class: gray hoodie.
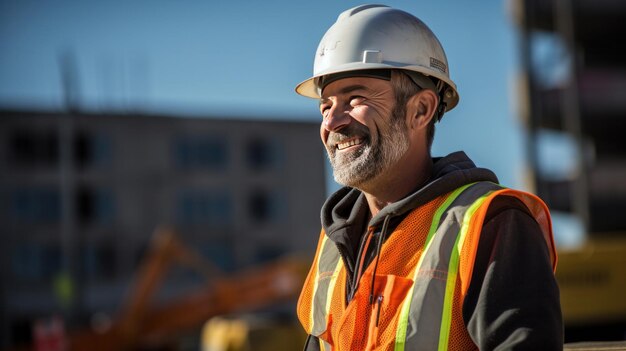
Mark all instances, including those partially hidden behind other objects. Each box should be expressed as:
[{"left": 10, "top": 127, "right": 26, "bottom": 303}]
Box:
[{"left": 305, "top": 151, "right": 563, "bottom": 350}]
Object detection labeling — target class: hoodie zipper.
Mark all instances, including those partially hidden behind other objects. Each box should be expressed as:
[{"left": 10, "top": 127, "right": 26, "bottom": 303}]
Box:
[
  {"left": 369, "top": 215, "right": 390, "bottom": 304},
  {"left": 346, "top": 213, "right": 393, "bottom": 304},
  {"left": 346, "top": 227, "right": 374, "bottom": 303}
]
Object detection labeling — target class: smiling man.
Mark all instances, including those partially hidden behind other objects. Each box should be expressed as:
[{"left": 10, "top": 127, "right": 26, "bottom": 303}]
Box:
[{"left": 294, "top": 4, "right": 563, "bottom": 351}]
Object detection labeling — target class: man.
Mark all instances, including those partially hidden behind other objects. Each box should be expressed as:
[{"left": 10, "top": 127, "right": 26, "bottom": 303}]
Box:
[{"left": 295, "top": 4, "right": 562, "bottom": 351}]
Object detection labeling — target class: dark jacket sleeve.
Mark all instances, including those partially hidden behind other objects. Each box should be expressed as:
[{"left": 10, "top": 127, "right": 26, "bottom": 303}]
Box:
[{"left": 463, "top": 196, "right": 563, "bottom": 350}]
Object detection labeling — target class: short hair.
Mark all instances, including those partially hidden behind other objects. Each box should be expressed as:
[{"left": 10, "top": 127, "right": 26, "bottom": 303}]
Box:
[{"left": 389, "top": 70, "right": 437, "bottom": 150}]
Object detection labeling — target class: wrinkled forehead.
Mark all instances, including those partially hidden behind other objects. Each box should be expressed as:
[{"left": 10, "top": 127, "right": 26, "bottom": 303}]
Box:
[{"left": 320, "top": 77, "right": 393, "bottom": 102}]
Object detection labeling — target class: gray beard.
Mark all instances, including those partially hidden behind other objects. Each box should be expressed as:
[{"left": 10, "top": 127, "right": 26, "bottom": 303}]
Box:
[{"left": 327, "top": 116, "right": 409, "bottom": 189}]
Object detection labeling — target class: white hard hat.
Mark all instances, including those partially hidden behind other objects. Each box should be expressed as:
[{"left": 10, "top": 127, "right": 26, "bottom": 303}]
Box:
[{"left": 295, "top": 4, "right": 459, "bottom": 114}]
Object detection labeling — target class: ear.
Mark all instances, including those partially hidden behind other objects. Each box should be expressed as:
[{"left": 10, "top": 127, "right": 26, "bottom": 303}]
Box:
[{"left": 406, "top": 89, "right": 439, "bottom": 131}]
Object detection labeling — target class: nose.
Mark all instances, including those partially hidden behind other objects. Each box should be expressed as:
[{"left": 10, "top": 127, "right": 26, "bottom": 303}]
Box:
[{"left": 322, "top": 104, "right": 351, "bottom": 133}]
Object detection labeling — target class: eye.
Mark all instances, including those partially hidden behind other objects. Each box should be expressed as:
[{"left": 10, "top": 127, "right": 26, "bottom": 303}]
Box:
[
  {"left": 349, "top": 96, "right": 365, "bottom": 106},
  {"left": 319, "top": 101, "right": 331, "bottom": 117}
]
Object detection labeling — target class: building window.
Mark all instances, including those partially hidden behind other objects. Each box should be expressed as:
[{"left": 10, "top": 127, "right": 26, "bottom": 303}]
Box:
[
  {"left": 11, "top": 187, "right": 61, "bottom": 223},
  {"left": 11, "top": 243, "right": 61, "bottom": 282},
  {"left": 83, "top": 242, "right": 115, "bottom": 280},
  {"left": 176, "top": 189, "right": 232, "bottom": 227},
  {"left": 247, "top": 189, "right": 285, "bottom": 223},
  {"left": 76, "top": 186, "right": 114, "bottom": 225},
  {"left": 8, "top": 128, "right": 111, "bottom": 169},
  {"left": 9, "top": 129, "right": 59, "bottom": 167},
  {"left": 174, "top": 136, "right": 228, "bottom": 170},
  {"left": 74, "top": 131, "right": 91, "bottom": 169},
  {"left": 74, "top": 131, "right": 112, "bottom": 169},
  {"left": 246, "top": 137, "right": 283, "bottom": 171},
  {"left": 200, "top": 241, "right": 235, "bottom": 272}
]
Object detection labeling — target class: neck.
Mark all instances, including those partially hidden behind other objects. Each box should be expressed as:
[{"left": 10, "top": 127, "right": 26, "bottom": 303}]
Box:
[{"left": 362, "top": 153, "right": 433, "bottom": 217}]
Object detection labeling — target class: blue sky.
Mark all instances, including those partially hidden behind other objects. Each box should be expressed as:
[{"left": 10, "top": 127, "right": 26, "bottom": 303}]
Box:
[{"left": 0, "top": 0, "right": 526, "bottom": 189}]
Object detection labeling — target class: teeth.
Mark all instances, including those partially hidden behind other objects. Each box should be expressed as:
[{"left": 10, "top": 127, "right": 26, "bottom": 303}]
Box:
[{"left": 337, "top": 138, "right": 363, "bottom": 150}]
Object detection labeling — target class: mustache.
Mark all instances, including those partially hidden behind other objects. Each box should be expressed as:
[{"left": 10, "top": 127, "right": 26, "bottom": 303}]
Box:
[{"left": 327, "top": 123, "right": 370, "bottom": 146}]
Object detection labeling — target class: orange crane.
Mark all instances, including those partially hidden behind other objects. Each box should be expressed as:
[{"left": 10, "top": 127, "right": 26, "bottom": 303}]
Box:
[{"left": 19, "top": 228, "right": 309, "bottom": 351}]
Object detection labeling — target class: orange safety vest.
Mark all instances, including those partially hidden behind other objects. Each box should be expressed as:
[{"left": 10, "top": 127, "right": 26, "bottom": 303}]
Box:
[{"left": 297, "top": 182, "right": 557, "bottom": 351}]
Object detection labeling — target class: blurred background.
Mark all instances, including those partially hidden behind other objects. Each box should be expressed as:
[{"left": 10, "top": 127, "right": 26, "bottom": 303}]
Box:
[{"left": 1, "top": 0, "right": 625, "bottom": 350}]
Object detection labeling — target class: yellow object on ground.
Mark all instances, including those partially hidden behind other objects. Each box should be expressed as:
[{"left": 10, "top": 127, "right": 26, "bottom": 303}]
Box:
[{"left": 557, "top": 237, "right": 626, "bottom": 326}]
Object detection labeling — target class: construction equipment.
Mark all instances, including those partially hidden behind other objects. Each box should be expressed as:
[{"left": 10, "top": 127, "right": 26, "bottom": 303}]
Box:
[
  {"left": 200, "top": 315, "right": 307, "bottom": 351},
  {"left": 12, "top": 228, "right": 309, "bottom": 351}
]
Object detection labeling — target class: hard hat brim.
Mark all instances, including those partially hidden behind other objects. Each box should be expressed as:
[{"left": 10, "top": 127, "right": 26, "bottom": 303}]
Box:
[{"left": 295, "top": 64, "right": 459, "bottom": 112}]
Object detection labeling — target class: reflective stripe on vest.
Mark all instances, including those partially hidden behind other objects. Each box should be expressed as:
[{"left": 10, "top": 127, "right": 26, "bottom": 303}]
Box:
[
  {"left": 309, "top": 233, "right": 343, "bottom": 336},
  {"left": 299, "top": 182, "right": 556, "bottom": 350},
  {"left": 395, "top": 181, "right": 501, "bottom": 351}
]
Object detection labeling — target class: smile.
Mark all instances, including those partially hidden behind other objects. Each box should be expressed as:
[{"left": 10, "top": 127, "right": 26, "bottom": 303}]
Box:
[{"left": 336, "top": 138, "right": 364, "bottom": 150}]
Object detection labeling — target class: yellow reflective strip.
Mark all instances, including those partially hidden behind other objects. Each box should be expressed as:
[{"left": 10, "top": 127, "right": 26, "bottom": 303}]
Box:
[
  {"left": 438, "top": 192, "right": 492, "bottom": 351},
  {"left": 394, "top": 184, "right": 473, "bottom": 351},
  {"left": 325, "top": 258, "right": 343, "bottom": 314},
  {"left": 310, "top": 234, "right": 328, "bottom": 331},
  {"left": 457, "top": 193, "right": 493, "bottom": 254},
  {"left": 425, "top": 183, "right": 475, "bottom": 247}
]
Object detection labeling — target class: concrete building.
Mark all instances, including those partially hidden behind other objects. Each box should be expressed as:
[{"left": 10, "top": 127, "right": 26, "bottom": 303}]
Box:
[{"left": 0, "top": 110, "right": 326, "bottom": 346}]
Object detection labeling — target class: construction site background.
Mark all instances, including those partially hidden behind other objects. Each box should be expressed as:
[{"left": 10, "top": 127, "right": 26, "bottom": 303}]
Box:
[{"left": 2, "top": 0, "right": 626, "bottom": 350}]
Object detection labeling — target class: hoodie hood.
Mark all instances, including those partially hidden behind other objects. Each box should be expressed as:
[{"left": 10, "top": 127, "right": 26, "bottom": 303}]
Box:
[{"left": 320, "top": 151, "right": 498, "bottom": 263}]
